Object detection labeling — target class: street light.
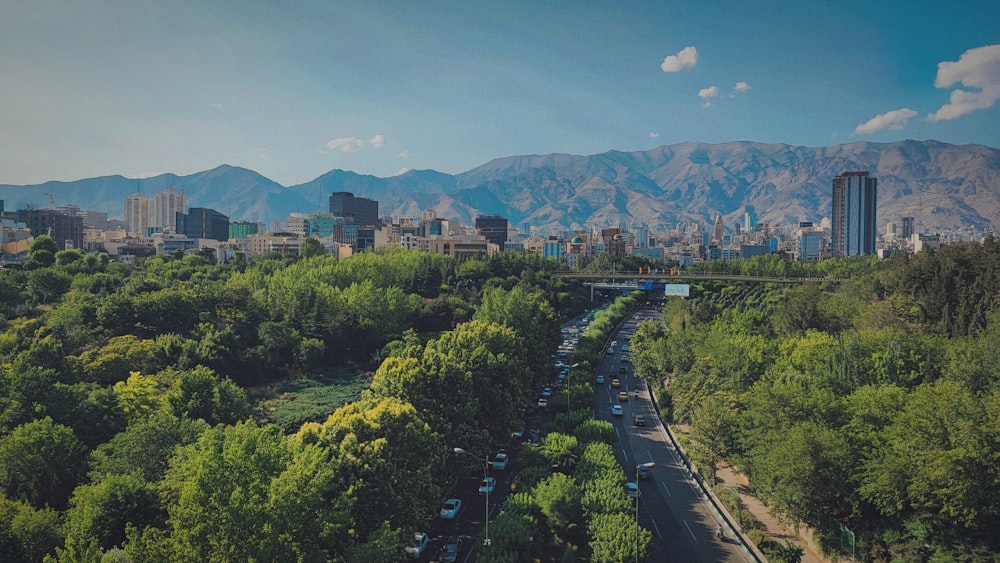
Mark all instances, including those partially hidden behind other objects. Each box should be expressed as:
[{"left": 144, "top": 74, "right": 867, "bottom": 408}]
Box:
[
  {"left": 635, "top": 462, "right": 655, "bottom": 563},
  {"left": 454, "top": 447, "right": 491, "bottom": 547}
]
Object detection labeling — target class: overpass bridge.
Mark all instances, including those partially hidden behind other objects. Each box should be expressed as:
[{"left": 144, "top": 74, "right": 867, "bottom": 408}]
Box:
[{"left": 551, "top": 271, "right": 839, "bottom": 300}]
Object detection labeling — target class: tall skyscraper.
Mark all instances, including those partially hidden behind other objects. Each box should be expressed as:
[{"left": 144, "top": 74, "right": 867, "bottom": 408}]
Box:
[
  {"left": 901, "top": 216, "right": 915, "bottom": 240},
  {"left": 831, "top": 171, "right": 877, "bottom": 257},
  {"left": 124, "top": 193, "right": 151, "bottom": 235},
  {"left": 151, "top": 189, "right": 186, "bottom": 231}
]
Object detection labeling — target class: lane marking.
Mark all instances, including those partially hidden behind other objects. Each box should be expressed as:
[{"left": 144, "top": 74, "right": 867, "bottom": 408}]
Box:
[
  {"left": 683, "top": 520, "right": 698, "bottom": 542},
  {"left": 661, "top": 482, "right": 671, "bottom": 497},
  {"left": 651, "top": 518, "right": 662, "bottom": 539}
]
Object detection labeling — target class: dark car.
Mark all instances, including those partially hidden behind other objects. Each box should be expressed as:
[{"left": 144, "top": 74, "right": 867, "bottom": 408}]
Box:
[
  {"left": 637, "top": 464, "right": 652, "bottom": 480},
  {"left": 439, "top": 536, "right": 462, "bottom": 563}
]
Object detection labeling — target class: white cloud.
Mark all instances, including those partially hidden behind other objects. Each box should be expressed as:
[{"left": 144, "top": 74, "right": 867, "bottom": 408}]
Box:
[
  {"left": 369, "top": 134, "right": 386, "bottom": 148},
  {"left": 733, "top": 81, "right": 750, "bottom": 93},
  {"left": 649, "top": 131, "right": 660, "bottom": 138},
  {"left": 854, "top": 108, "right": 918, "bottom": 134},
  {"left": 928, "top": 44, "right": 1000, "bottom": 121},
  {"left": 398, "top": 150, "right": 412, "bottom": 158},
  {"left": 702, "top": 101, "right": 712, "bottom": 109},
  {"left": 661, "top": 46, "right": 697, "bottom": 72},
  {"left": 326, "top": 137, "right": 365, "bottom": 152},
  {"left": 210, "top": 102, "right": 223, "bottom": 109},
  {"left": 698, "top": 86, "right": 719, "bottom": 98}
]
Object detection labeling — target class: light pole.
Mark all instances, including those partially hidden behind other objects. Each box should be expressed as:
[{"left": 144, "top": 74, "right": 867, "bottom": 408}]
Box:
[
  {"left": 635, "top": 462, "right": 655, "bottom": 563},
  {"left": 454, "top": 447, "right": 491, "bottom": 547}
]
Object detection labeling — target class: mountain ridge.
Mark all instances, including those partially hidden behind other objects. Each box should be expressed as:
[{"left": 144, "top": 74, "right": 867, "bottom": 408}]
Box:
[{"left": 2, "top": 139, "right": 997, "bottom": 234}]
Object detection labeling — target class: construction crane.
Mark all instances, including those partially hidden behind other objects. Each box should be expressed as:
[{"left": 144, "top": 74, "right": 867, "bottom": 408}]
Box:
[{"left": 45, "top": 192, "right": 59, "bottom": 207}]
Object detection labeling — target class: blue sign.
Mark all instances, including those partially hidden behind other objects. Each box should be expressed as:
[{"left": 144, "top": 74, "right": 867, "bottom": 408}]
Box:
[{"left": 663, "top": 284, "right": 690, "bottom": 297}]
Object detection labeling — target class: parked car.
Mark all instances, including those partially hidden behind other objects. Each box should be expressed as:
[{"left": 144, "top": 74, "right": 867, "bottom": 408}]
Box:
[
  {"left": 530, "top": 429, "right": 541, "bottom": 442},
  {"left": 404, "top": 531, "right": 429, "bottom": 558},
  {"left": 611, "top": 404, "right": 624, "bottom": 417},
  {"left": 439, "top": 536, "right": 463, "bottom": 563},
  {"left": 440, "top": 498, "right": 462, "bottom": 519},
  {"left": 618, "top": 366, "right": 627, "bottom": 374},
  {"left": 493, "top": 451, "right": 509, "bottom": 471},
  {"left": 511, "top": 428, "right": 524, "bottom": 440},
  {"left": 479, "top": 477, "right": 496, "bottom": 494}
]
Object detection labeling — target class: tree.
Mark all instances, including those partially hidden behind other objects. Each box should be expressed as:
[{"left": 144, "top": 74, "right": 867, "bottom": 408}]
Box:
[
  {"left": 63, "top": 471, "right": 164, "bottom": 552},
  {"left": 0, "top": 417, "right": 87, "bottom": 510},
  {"left": 474, "top": 285, "right": 562, "bottom": 377},
  {"left": 0, "top": 496, "right": 62, "bottom": 562},
  {"left": 25, "top": 235, "right": 58, "bottom": 269},
  {"left": 26, "top": 268, "right": 72, "bottom": 304},
  {"left": 299, "top": 237, "right": 326, "bottom": 259},
  {"left": 296, "top": 396, "right": 445, "bottom": 538},
  {"left": 533, "top": 472, "right": 581, "bottom": 540},
  {"left": 89, "top": 410, "right": 207, "bottom": 483},
  {"left": 166, "top": 366, "right": 250, "bottom": 425}
]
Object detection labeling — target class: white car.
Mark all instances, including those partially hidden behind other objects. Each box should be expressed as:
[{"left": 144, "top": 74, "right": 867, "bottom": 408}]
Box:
[
  {"left": 537, "top": 398, "right": 549, "bottom": 408},
  {"left": 440, "top": 498, "right": 462, "bottom": 519},
  {"left": 404, "top": 532, "right": 429, "bottom": 559},
  {"left": 611, "top": 404, "right": 624, "bottom": 417},
  {"left": 479, "top": 477, "right": 496, "bottom": 494},
  {"left": 493, "top": 452, "right": 509, "bottom": 471},
  {"left": 596, "top": 374, "right": 605, "bottom": 384}
]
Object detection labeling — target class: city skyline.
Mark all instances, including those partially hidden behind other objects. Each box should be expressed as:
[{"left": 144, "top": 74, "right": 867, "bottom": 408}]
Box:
[{"left": 1, "top": 1, "right": 998, "bottom": 187}]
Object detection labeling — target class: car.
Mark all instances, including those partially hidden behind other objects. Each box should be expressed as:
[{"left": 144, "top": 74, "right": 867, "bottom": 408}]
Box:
[
  {"left": 611, "top": 378, "right": 621, "bottom": 388},
  {"left": 636, "top": 464, "right": 651, "bottom": 479},
  {"left": 530, "top": 429, "right": 541, "bottom": 442},
  {"left": 619, "top": 391, "right": 629, "bottom": 401},
  {"left": 611, "top": 404, "right": 623, "bottom": 417},
  {"left": 596, "top": 374, "right": 605, "bottom": 384},
  {"left": 537, "top": 398, "right": 549, "bottom": 408},
  {"left": 493, "top": 451, "right": 509, "bottom": 471},
  {"left": 541, "top": 386, "right": 553, "bottom": 397},
  {"left": 625, "top": 481, "right": 640, "bottom": 498},
  {"left": 479, "top": 476, "right": 496, "bottom": 494},
  {"left": 511, "top": 428, "right": 524, "bottom": 440},
  {"left": 621, "top": 354, "right": 630, "bottom": 362},
  {"left": 440, "top": 498, "right": 462, "bottom": 519},
  {"left": 618, "top": 366, "right": 627, "bottom": 374},
  {"left": 438, "top": 536, "right": 463, "bottom": 563},
  {"left": 404, "top": 531, "right": 429, "bottom": 558},
  {"left": 634, "top": 414, "right": 646, "bottom": 426}
]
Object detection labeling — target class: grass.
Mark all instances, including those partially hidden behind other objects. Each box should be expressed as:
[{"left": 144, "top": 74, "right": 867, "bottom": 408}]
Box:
[{"left": 253, "top": 367, "right": 371, "bottom": 433}]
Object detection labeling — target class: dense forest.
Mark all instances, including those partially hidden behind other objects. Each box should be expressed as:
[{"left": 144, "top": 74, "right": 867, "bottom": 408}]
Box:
[
  {"left": 0, "top": 236, "right": 665, "bottom": 561},
  {"left": 2, "top": 235, "right": 999, "bottom": 562},
  {"left": 631, "top": 241, "right": 1000, "bottom": 561}
]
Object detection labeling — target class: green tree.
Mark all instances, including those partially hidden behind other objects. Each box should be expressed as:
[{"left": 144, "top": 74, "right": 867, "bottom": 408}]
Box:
[
  {"left": 0, "top": 496, "right": 62, "bottom": 562},
  {"left": 63, "top": 471, "right": 164, "bottom": 552},
  {"left": 0, "top": 417, "right": 87, "bottom": 510},
  {"left": 25, "top": 235, "right": 58, "bottom": 269},
  {"left": 166, "top": 366, "right": 250, "bottom": 425},
  {"left": 533, "top": 472, "right": 581, "bottom": 540},
  {"left": 299, "top": 237, "right": 326, "bottom": 259}
]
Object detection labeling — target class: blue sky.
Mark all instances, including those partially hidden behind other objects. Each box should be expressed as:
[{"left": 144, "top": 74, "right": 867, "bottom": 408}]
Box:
[{"left": 2, "top": 0, "right": 998, "bottom": 186}]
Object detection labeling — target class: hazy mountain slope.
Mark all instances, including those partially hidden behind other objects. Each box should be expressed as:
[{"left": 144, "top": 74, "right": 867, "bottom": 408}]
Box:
[{"left": 2, "top": 140, "right": 997, "bottom": 234}]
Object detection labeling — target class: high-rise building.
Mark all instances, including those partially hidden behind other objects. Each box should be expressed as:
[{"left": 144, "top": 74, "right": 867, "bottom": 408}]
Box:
[
  {"left": 712, "top": 214, "right": 725, "bottom": 244},
  {"left": 124, "top": 193, "right": 151, "bottom": 235},
  {"left": 831, "top": 171, "right": 877, "bottom": 257},
  {"left": 901, "top": 216, "right": 915, "bottom": 240},
  {"left": 329, "top": 192, "right": 378, "bottom": 226},
  {"left": 151, "top": 189, "right": 186, "bottom": 231}
]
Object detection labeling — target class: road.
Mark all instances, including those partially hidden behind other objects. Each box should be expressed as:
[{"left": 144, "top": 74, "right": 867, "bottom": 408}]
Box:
[{"left": 596, "top": 308, "right": 753, "bottom": 562}]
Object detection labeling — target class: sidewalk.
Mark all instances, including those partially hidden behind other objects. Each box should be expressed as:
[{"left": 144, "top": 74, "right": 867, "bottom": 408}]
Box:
[{"left": 714, "top": 462, "right": 827, "bottom": 563}]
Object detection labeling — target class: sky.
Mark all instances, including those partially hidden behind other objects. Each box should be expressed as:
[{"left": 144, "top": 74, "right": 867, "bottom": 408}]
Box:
[{"left": 2, "top": 0, "right": 999, "bottom": 187}]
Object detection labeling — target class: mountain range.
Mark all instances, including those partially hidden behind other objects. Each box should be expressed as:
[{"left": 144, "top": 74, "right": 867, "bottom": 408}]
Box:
[{"left": 2, "top": 139, "right": 998, "bottom": 234}]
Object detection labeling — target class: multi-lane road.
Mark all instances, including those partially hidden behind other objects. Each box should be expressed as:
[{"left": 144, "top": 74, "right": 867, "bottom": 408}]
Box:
[{"left": 596, "top": 306, "right": 756, "bottom": 562}]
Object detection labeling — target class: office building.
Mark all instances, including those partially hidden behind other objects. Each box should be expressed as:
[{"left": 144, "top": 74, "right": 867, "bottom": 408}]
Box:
[
  {"left": 329, "top": 192, "right": 379, "bottom": 226},
  {"left": 124, "top": 193, "right": 151, "bottom": 235},
  {"left": 475, "top": 214, "right": 509, "bottom": 250},
  {"left": 176, "top": 207, "right": 229, "bottom": 241},
  {"left": 831, "top": 171, "right": 877, "bottom": 257},
  {"left": 17, "top": 208, "right": 84, "bottom": 249}
]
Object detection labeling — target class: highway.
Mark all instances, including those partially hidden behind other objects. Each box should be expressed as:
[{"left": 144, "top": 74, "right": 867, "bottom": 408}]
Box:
[{"left": 596, "top": 307, "right": 754, "bottom": 562}]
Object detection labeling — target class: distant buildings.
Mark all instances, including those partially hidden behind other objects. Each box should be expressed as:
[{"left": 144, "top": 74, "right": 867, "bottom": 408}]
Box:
[
  {"left": 831, "top": 171, "right": 877, "bottom": 257},
  {"left": 475, "top": 214, "right": 509, "bottom": 251}
]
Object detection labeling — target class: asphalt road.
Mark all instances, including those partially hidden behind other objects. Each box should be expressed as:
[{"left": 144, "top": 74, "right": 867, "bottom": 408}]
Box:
[{"left": 596, "top": 308, "right": 752, "bottom": 563}]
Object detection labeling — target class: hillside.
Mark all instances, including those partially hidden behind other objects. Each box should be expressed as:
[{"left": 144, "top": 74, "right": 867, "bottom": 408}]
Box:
[{"left": 2, "top": 140, "right": 997, "bottom": 233}]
